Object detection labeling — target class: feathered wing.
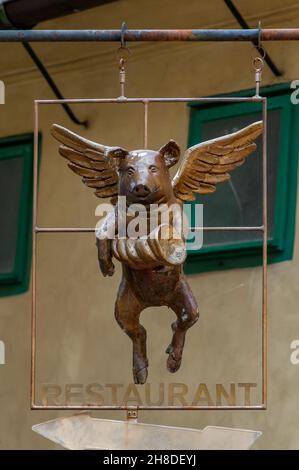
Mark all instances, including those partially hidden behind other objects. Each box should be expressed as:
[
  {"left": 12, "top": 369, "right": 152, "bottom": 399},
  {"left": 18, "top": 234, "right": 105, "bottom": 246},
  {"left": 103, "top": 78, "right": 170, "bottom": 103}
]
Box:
[
  {"left": 51, "top": 124, "right": 128, "bottom": 199},
  {"left": 172, "top": 121, "right": 263, "bottom": 202}
]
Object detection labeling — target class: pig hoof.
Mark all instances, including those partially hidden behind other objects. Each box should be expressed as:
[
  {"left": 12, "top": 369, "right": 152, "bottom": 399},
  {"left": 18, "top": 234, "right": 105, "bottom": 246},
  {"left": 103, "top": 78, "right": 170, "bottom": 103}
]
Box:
[
  {"left": 100, "top": 260, "right": 115, "bottom": 277},
  {"left": 133, "top": 366, "right": 148, "bottom": 384},
  {"left": 167, "top": 353, "right": 181, "bottom": 373}
]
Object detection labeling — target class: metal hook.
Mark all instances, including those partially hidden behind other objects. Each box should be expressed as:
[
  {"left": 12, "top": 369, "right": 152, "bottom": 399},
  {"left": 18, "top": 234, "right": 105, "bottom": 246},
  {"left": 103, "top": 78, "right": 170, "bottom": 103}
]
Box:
[
  {"left": 120, "top": 21, "right": 128, "bottom": 49},
  {"left": 254, "top": 20, "right": 266, "bottom": 60},
  {"left": 251, "top": 20, "right": 265, "bottom": 97},
  {"left": 116, "top": 21, "right": 131, "bottom": 63},
  {"left": 257, "top": 20, "right": 262, "bottom": 49}
]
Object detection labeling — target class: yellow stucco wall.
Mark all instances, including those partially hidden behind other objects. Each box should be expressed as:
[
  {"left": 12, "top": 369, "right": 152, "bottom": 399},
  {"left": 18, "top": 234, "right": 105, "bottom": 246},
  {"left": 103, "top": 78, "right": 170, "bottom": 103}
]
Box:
[{"left": 1, "top": 0, "right": 299, "bottom": 449}]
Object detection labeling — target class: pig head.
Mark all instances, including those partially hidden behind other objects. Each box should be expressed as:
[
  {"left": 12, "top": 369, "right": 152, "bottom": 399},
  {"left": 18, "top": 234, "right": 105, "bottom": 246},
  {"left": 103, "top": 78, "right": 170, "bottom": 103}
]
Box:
[{"left": 117, "top": 141, "right": 180, "bottom": 206}]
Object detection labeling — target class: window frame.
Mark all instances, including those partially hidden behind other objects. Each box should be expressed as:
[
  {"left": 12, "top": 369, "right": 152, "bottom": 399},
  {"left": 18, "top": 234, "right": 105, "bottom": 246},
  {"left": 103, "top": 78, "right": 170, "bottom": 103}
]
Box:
[
  {"left": 184, "top": 83, "right": 299, "bottom": 274},
  {"left": 0, "top": 133, "right": 37, "bottom": 296}
]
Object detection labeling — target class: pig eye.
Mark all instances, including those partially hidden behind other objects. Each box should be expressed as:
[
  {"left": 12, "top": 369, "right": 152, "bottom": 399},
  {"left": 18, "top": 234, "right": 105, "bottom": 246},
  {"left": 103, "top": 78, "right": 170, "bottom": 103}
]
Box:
[
  {"left": 126, "top": 167, "right": 135, "bottom": 176},
  {"left": 149, "top": 165, "right": 158, "bottom": 173}
]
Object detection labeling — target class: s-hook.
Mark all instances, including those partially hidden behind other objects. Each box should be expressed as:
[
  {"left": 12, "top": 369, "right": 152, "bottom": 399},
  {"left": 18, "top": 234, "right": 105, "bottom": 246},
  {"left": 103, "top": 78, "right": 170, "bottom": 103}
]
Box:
[
  {"left": 116, "top": 22, "right": 131, "bottom": 100},
  {"left": 252, "top": 23, "right": 265, "bottom": 98}
]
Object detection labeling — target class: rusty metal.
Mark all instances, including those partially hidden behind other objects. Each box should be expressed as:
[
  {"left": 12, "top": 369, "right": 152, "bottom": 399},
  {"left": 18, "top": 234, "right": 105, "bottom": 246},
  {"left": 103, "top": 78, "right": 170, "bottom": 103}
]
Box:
[
  {"left": 2, "top": 28, "right": 299, "bottom": 43},
  {"left": 261, "top": 29, "right": 299, "bottom": 41},
  {"left": 31, "top": 95, "right": 268, "bottom": 410}
]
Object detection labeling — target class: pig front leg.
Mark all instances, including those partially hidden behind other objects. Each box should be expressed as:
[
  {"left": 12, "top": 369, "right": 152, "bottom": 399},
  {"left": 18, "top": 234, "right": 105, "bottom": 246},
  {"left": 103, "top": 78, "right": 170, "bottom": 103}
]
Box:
[
  {"left": 96, "top": 238, "right": 115, "bottom": 277},
  {"left": 95, "top": 207, "right": 116, "bottom": 277}
]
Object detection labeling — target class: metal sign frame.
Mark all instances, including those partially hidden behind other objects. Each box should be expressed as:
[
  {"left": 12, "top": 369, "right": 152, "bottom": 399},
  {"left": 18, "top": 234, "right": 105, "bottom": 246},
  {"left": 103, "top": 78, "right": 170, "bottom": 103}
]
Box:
[{"left": 31, "top": 95, "right": 267, "bottom": 410}]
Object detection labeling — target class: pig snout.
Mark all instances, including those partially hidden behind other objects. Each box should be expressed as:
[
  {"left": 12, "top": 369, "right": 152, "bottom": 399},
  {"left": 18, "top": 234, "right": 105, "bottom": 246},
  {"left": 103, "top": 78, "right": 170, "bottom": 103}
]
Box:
[{"left": 132, "top": 184, "right": 151, "bottom": 198}]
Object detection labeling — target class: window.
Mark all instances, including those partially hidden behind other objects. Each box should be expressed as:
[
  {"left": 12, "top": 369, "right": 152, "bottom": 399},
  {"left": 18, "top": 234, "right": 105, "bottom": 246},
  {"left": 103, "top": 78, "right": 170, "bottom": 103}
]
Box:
[
  {"left": 185, "top": 84, "right": 299, "bottom": 274},
  {"left": 0, "top": 133, "right": 36, "bottom": 296}
]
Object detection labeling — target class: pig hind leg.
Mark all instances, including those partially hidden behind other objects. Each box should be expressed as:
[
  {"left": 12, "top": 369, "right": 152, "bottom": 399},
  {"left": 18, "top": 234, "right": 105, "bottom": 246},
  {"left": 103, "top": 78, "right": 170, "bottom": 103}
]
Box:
[
  {"left": 115, "top": 281, "right": 148, "bottom": 384},
  {"left": 166, "top": 279, "right": 199, "bottom": 373}
]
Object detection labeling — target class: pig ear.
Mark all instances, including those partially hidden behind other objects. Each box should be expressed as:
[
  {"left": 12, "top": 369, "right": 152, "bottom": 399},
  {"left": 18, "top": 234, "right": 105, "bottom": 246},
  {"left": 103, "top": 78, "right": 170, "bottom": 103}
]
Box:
[
  {"left": 106, "top": 147, "right": 128, "bottom": 170},
  {"left": 159, "top": 140, "right": 180, "bottom": 168}
]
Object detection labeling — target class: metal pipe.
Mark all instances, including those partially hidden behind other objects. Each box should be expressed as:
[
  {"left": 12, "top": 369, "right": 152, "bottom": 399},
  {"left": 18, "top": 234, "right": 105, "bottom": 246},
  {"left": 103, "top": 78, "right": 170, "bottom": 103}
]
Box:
[
  {"left": 31, "top": 404, "right": 266, "bottom": 411},
  {"left": 31, "top": 101, "right": 38, "bottom": 409},
  {"left": 35, "top": 226, "right": 264, "bottom": 233},
  {"left": 0, "top": 28, "right": 299, "bottom": 42},
  {"left": 262, "top": 98, "right": 268, "bottom": 408},
  {"left": 143, "top": 99, "right": 149, "bottom": 149},
  {"left": 2, "top": 28, "right": 299, "bottom": 42},
  {"left": 35, "top": 97, "right": 263, "bottom": 104}
]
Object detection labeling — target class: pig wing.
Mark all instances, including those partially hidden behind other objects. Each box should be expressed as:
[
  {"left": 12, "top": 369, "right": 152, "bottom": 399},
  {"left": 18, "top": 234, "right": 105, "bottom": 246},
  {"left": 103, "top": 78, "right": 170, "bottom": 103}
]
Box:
[
  {"left": 51, "top": 124, "right": 128, "bottom": 200},
  {"left": 172, "top": 121, "right": 263, "bottom": 202}
]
